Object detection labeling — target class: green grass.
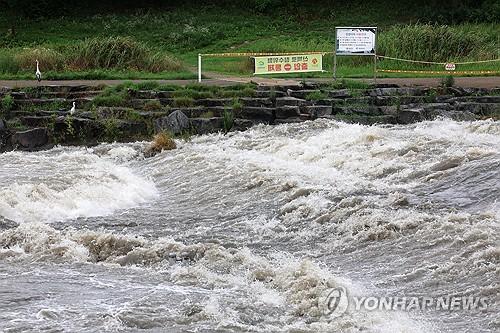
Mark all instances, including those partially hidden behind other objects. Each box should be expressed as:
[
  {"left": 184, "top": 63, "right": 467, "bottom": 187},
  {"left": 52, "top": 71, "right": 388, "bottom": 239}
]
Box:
[
  {"left": 173, "top": 96, "right": 194, "bottom": 107},
  {"left": 305, "top": 91, "right": 327, "bottom": 101},
  {"left": 93, "top": 94, "right": 127, "bottom": 107},
  {"left": 223, "top": 108, "right": 234, "bottom": 133},
  {"left": 1, "top": 94, "right": 14, "bottom": 112},
  {"left": 232, "top": 99, "right": 243, "bottom": 111},
  {"left": 172, "top": 89, "right": 214, "bottom": 99},
  {"left": 88, "top": 81, "right": 258, "bottom": 111},
  {"left": 0, "top": 4, "right": 498, "bottom": 80},
  {"left": 200, "top": 111, "right": 215, "bottom": 118},
  {"left": 143, "top": 99, "right": 162, "bottom": 111}
]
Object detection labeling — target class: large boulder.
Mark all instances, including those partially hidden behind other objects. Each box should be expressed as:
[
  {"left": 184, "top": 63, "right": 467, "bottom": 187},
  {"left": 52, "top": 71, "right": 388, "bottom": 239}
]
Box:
[
  {"left": 154, "top": 110, "right": 190, "bottom": 134},
  {"left": 305, "top": 105, "right": 333, "bottom": 119},
  {"left": 397, "top": 108, "right": 424, "bottom": 124},
  {"left": 236, "top": 107, "right": 274, "bottom": 124},
  {"left": 276, "top": 106, "right": 300, "bottom": 119},
  {"left": 0, "top": 119, "right": 9, "bottom": 147},
  {"left": 194, "top": 98, "right": 232, "bottom": 107},
  {"left": 96, "top": 107, "right": 135, "bottom": 119},
  {"left": 233, "top": 119, "right": 254, "bottom": 131},
  {"left": 190, "top": 118, "right": 224, "bottom": 134},
  {"left": 288, "top": 90, "right": 321, "bottom": 99},
  {"left": 11, "top": 127, "right": 48, "bottom": 149},
  {"left": 117, "top": 120, "right": 148, "bottom": 137},
  {"left": 327, "top": 89, "right": 351, "bottom": 98},
  {"left": 276, "top": 97, "right": 307, "bottom": 107},
  {"left": 240, "top": 97, "right": 273, "bottom": 107}
]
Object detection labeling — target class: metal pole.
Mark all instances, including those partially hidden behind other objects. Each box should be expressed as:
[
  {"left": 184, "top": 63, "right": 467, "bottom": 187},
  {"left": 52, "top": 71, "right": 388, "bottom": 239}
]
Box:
[
  {"left": 334, "top": 53, "right": 337, "bottom": 81},
  {"left": 333, "top": 29, "right": 337, "bottom": 81},
  {"left": 198, "top": 54, "right": 202, "bottom": 83},
  {"left": 373, "top": 28, "right": 378, "bottom": 84}
]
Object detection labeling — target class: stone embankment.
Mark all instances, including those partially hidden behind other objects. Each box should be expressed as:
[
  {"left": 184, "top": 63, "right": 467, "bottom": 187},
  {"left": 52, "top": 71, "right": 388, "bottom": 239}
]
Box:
[{"left": 0, "top": 82, "right": 498, "bottom": 151}]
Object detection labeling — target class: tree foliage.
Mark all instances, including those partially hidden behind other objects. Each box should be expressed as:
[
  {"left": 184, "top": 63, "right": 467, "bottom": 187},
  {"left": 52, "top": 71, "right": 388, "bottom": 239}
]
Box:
[{"left": 0, "top": 0, "right": 498, "bottom": 23}]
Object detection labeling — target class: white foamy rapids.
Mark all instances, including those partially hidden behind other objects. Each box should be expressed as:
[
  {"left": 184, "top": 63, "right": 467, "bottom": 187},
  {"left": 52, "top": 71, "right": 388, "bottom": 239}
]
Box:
[
  {"left": 0, "top": 223, "right": 433, "bottom": 332},
  {"left": 175, "top": 119, "right": 499, "bottom": 244},
  {"left": 0, "top": 147, "right": 157, "bottom": 223},
  {"left": 175, "top": 119, "right": 500, "bottom": 227}
]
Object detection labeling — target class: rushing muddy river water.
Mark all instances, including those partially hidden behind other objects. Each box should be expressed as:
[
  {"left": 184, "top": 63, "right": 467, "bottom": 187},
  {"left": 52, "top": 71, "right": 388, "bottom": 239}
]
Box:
[{"left": 0, "top": 119, "right": 498, "bottom": 332}]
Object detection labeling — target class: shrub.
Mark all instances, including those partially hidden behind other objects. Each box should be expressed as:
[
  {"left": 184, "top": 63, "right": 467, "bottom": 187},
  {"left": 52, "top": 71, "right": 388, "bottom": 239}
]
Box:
[
  {"left": 232, "top": 99, "right": 243, "bottom": 111},
  {"left": 69, "top": 36, "right": 182, "bottom": 72},
  {"left": 378, "top": 24, "right": 496, "bottom": 61},
  {"left": 223, "top": 109, "right": 234, "bottom": 133},
  {"left": 102, "top": 118, "right": 121, "bottom": 141},
  {"left": 15, "top": 47, "right": 65, "bottom": 71},
  {"left": 147, "top": 53, "right": 183, "bottom": 72},
  {"left": 64, "top": 116, "right": 75, "bottom": 137},
  {"left": 150, "top": 132, "right": 176, "bottom": 152},
  {"left": 0, "top": 53, "right": 19, "bottom": 74},
  {"left": 425, "top": 88, "right": 438, "bottom": 103},
  {"left": 1, "top": 94, "right": 14, "bottom": 112}
]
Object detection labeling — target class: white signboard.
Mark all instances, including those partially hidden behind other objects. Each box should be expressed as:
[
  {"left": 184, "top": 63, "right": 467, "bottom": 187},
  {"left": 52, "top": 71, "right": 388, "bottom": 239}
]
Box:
[{"left": 336, "top": 27, "right": 377, "bottom": 55}]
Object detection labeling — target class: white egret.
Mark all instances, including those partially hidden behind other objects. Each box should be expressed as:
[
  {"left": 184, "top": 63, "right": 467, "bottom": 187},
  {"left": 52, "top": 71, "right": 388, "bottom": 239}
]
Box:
[
  {"left": 69, "top": 102, "right": 76, "bottom": 115},
  {"left": 35, "top": 60, "right": 42, "bottom": 82}
]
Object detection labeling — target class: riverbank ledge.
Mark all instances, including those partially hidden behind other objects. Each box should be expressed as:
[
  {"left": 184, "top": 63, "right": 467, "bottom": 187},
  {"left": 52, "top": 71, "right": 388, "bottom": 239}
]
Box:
[{"left": 1, "top": 82, "right": 499, "bottom": 152}]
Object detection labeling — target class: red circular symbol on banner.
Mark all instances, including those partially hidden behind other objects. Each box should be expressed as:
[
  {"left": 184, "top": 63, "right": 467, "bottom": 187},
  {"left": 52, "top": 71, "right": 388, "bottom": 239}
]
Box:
[
  {"left": 284, "top": 64, "right": 292, "bottom": 71},
  {"left": 312, "top": 59, "right": 318, "bottom": 64}
]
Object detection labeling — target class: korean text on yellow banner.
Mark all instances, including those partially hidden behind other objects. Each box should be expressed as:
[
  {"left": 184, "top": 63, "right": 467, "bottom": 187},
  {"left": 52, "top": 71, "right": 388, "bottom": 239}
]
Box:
[{"left": 254, "top": 54, "right": 323, "bottom": 74}]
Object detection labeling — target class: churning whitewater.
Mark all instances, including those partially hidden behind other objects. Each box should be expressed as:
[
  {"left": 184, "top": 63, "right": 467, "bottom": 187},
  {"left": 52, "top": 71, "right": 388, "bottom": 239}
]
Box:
[{"left": 0, "top": 119, "right": 498, "bottom": 333}]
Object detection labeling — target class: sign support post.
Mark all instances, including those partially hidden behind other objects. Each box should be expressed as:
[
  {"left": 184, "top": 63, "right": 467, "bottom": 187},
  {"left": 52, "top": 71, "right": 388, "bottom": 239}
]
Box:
[
  {"left": 333, "top": 53, "right": 337, "bottom": 80},
  {"left": 198, "top": 54, "right": 202, "bottom": 83}
]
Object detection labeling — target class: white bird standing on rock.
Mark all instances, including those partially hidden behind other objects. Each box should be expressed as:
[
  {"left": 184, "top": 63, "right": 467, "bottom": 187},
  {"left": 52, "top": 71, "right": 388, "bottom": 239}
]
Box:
[
  {"left": 69, "top": 102, "right": 76, "bottom": 115},
  {"left": 35, "top": 60, "right": 42, "bottom": 82}
]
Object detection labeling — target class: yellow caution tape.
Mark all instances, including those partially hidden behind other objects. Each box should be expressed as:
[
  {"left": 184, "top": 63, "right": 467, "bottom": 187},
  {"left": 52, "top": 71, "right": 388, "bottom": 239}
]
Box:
[
  {"left": 377, "top": 69, "right": 500, "bottom": 75},
  {"left": 200, "top": 51, "right": 331, "bottom": 57},
  {"left": 377, "top": 55, "right": 500, "bottom": 65}
]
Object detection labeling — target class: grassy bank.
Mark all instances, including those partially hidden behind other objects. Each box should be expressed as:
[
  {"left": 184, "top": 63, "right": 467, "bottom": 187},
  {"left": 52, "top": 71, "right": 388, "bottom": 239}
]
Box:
[{"left": 0, "top": 3, "right": 498, "bottom": 80}]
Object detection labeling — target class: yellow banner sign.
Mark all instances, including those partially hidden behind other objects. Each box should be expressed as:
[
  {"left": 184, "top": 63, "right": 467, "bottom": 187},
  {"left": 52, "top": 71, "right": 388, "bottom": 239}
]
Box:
[{"left": 254, "top": 54, "right": 323, "bottom": 74}]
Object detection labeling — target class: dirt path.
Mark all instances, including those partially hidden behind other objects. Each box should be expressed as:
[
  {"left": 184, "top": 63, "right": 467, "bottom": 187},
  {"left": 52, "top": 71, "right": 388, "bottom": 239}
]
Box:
[{"left": 0, "top": 76, "right": 498, "bottom": 88}]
